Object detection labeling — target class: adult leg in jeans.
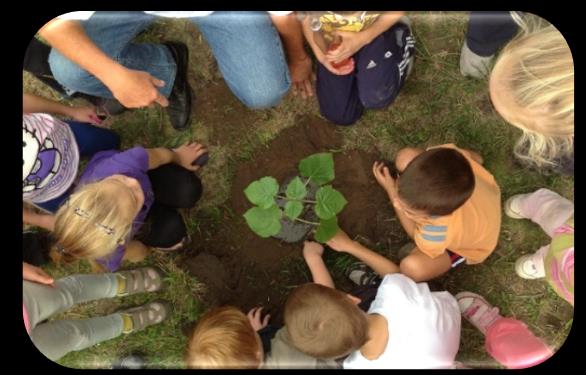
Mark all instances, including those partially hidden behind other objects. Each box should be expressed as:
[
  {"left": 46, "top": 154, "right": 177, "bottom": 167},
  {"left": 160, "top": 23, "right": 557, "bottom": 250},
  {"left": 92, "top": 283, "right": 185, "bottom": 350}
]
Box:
[
  {"left": 35, "top": 120, "right": 121, "bottom": 213},
  {"left": 191, "top": 11, "right": 290, "bottom": 108},
  {"left": 510, "top": 188, "right": 574, "bottom": 237},
  {"left": 23, "top": 274, "right": 121, "bottom": 360},
  {"left": 48, "top": 12, "right": 176, "bottom": 98},
  {"left": 355, "top": 22, "right": 415, "bottom": 110}
]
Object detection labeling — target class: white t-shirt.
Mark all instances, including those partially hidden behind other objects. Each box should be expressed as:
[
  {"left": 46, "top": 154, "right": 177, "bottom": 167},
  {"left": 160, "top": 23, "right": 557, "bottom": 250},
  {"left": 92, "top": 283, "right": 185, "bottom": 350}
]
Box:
[
  {"left": 343, "top": 274, "right": 461, "bottom": 369},
  {"left": 58, "top": 11, "right": 291, "bottom": 20}
]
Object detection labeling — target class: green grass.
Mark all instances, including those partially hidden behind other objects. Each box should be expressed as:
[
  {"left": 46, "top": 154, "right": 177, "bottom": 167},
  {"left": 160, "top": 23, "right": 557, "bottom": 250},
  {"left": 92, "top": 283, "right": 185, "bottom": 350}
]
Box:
[{"left": 24, "top": 11, "right": 573, "bottom": 369}]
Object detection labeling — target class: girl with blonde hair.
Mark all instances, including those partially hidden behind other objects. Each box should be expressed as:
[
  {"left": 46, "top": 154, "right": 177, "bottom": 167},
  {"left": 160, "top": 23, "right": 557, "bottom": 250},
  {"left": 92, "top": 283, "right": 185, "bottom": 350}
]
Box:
[
  {"left": 31, "top": 142, "right": 207, "bottom": 272},
  {"left": 490, "top": 21, "right": 573, "bottom": 173}
]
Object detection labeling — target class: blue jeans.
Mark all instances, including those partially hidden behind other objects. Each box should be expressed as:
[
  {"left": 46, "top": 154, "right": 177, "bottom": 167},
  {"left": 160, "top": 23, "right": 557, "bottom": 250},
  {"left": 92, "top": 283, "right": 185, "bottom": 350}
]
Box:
[
  {"left": 49, "top": 11, "right": 290, "bottom": 109},
  {"left": 36, "top": 121, "right": 120, "bottom": 213}
]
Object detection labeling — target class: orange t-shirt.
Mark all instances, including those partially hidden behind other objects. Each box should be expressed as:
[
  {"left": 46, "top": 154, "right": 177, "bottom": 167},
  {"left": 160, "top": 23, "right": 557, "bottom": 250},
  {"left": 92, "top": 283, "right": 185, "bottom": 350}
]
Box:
[{"left": 412, "top": 144, "right": 501, "bottom": 264}]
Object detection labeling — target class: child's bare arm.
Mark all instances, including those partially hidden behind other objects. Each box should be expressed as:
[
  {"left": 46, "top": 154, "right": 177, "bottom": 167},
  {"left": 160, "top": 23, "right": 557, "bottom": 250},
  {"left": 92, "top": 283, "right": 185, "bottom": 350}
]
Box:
[
  {"left": 357, "top": 12, "right": 405, "bottom": 45},
  {"left": 23, "top": 94, "right": 74, "bottom": 116},
  {"left": 146, "top": 143, "right": 207, "bottom": 171},
  {"left": 23, "top": 208, "right": 55, "bottom": 231},
  {"left": 302, "top": 241, "right": 335, "bottom": 288},
  {"left": 325, "top": 11, "right": 405, "bottom": 64},
  {"left": 327, "top": 229, "right": 400, "bottom": 277}
]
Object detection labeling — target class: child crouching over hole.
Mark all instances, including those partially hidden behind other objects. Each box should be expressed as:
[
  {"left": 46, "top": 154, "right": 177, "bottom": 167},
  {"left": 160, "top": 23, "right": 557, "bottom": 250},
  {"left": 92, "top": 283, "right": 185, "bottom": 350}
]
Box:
[
  {"left": 48, "top": 142, "right": 207, "bottom": 272},
  {"left": 287, "top": 240, "right": 461, "bottom": 369},
  {"left": 372, "top": 144, "right": 502, "bottom": 281}
]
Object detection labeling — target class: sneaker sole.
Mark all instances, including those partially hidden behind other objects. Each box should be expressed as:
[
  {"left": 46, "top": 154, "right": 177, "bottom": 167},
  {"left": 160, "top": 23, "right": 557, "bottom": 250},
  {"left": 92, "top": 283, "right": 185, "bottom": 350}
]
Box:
[{"left": 504, "top": 196, "right": 525, "bottom": 219}]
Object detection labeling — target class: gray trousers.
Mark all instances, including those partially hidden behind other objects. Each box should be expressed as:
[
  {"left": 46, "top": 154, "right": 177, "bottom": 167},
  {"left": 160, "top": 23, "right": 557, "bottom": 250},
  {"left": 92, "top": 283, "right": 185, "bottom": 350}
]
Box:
[{"left": 23, "top": 273, "right": 123, "bottom": 362}]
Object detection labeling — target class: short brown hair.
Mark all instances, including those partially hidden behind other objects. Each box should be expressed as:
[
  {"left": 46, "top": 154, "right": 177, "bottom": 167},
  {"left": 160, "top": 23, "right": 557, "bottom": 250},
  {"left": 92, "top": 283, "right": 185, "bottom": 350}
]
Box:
[
  {"left": 185, "top": 306, "right": 261, "bottom": 369},
  {"left": 284, "top": 283, "right": 368, "bottom": 359},
  {"left": 398, "top": 148, "right": 475, "bottom": 216}
]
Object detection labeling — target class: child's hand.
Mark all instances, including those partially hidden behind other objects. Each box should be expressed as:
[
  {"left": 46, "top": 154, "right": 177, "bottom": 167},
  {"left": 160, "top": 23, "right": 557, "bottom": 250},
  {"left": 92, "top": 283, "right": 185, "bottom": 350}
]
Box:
[
  {"left": 247, "top": 307, "right": 270, "bottom": 331},
  {"left": 68, "top": 105, "right": 104, "bottom": 126},
  {"left": 303, "top": 241, "right": 324, "bottom": 259},
  {"left": 312, "top": 43, "right": 355, "bottom": 76},
  {"left": 23, "top": 262, "right": 55, "bottom": 286},
  {"left": 372, "top": 161, "right": 397, "bottom": 199},
  {"left": 325, "top": 31, "right": 369, "bottom": 64},
  {"left": 173, "top": 142, "right": 208, "bottom": 171},
  {"left": 326, "top": 229, "right": 356, "bottom": 253}
]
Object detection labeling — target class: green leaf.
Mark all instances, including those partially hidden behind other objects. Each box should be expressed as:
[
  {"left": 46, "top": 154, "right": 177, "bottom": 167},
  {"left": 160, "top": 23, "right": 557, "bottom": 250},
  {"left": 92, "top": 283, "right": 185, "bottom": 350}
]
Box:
[
  {"left": 298, "top": 153, "right": 334, "bottom": 186},
  {"left": 244, "top": 177, "right": 279, "bottom": 209},
  {"left": 314, "top": 185, "right": 347, "bottom": 220},
  {"left": 286, "top": 176, "right": 307, "bottom": 201},
  {"left": 314, "top": 216, "right": 339, "bottom": 243},
  {"left": 284, "top": 201, "right": 304, "bottom": 220},
  {"left": 243, "top": 205, "right": 282, "bottom": 238}
]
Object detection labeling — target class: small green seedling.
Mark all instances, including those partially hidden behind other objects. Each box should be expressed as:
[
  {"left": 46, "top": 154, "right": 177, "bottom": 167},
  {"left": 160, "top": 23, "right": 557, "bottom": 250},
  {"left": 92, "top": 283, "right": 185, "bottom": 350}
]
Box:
[{"left": 243, "top": 153, "right": 347, "bottom": 242}]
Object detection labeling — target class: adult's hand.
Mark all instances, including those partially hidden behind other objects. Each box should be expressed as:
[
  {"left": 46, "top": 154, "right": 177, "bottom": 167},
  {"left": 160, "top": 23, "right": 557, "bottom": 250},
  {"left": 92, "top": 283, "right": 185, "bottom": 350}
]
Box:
[
  {"left": 289, "top": 56, "right": 315, "bottom": 99},
  {"left": 107, "top": 68, "right": 169, "bottom": 108}
]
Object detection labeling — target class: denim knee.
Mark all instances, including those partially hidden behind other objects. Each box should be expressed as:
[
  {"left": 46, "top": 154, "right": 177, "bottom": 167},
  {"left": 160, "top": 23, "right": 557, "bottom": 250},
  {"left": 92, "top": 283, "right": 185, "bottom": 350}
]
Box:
[
  {"left": 48, "top": 50, "right": 94, "bottom": 92},
  {"left": 236, "top": 79, "right": 290, "bottom": 109}
]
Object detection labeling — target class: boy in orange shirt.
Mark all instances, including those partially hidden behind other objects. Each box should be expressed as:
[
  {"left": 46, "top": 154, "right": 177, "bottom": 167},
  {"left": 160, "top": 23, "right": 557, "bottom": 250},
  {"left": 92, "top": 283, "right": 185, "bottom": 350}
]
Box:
[{"left": 371, "top": 144, "right": 501, "bottom": 281}]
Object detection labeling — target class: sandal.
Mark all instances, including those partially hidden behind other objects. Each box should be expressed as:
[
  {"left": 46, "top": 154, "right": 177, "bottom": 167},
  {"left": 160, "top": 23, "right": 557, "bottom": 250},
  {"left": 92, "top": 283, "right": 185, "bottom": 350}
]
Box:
[
  {"left": 345, "top": 262, "right": 380, "bottom": 286},
  {"left": 116, "top": 267, "right": 164, "bottom": 296},
  {"left": 120, "top": 300, "right": 171, "bottom": 334},
  {"left": 455, "top": 291, "right": 502, "bottom": 335}
]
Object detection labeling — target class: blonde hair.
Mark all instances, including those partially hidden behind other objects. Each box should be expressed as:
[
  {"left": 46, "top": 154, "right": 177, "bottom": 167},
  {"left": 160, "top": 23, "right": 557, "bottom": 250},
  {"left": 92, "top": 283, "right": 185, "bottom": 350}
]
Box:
[
  {"left": 491, "top": 18, "right": 573, "bottom": 168},
  {"left": 52, "top": 179, "right": 136, "bottom": 263},
  {"left": 284, "top": 283, "right": 368, "bottom": 359},
  {"left": 185, "top": 306, "right": 261, "bottom": 369}
]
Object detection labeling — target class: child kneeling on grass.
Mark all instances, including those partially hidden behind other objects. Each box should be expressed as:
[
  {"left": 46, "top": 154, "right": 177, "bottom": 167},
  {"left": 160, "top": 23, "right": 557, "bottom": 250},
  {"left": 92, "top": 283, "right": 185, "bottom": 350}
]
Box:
[
  {"left": 372, "top": 144, "right": 501, "bottom": 281},
  {"left": 185, "top": 305, "right": 339, "bottom": 369},
  {"left": 286, "top": 238, "right": 461, "bottom": 369},
  {"left": 27, "top": 142, "right": 207, "bottom": 272}
]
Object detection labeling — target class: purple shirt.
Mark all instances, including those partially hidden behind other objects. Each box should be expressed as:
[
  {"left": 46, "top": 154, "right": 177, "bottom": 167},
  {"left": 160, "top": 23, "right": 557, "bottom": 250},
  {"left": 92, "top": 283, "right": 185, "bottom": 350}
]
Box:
[{"left": 77, "top": 147, "right": 154, "bottom": 271}]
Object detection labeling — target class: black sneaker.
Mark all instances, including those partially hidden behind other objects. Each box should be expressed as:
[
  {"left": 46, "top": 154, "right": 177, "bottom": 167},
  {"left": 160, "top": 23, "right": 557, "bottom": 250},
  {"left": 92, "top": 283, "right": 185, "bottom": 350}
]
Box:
[{"left": 164, "top": 42, "right": 193, "bottom": 131}]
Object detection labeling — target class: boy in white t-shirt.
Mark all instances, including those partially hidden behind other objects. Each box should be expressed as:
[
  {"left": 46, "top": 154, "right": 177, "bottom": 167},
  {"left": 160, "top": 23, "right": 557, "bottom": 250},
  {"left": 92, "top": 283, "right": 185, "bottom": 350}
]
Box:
[{"left": 287, "top": 236, "right": 461, "bottom": 369}]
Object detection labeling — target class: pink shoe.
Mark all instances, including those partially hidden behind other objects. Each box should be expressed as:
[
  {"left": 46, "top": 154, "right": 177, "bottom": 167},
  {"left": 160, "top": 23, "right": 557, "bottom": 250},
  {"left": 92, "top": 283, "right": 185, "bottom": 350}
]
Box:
[{"left": 455, "top": 291, "right": 502, "bottom": 335}]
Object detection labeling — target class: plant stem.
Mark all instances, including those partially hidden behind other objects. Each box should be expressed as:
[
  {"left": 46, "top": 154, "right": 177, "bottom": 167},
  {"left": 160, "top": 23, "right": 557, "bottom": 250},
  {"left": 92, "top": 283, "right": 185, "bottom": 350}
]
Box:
[
  {"left": 294, "top": 217, "right": 319, "bottom": 226},
  {"left": 277, "top": 195, "right": 317, "bottom": 204},
  {"left": 303, "top": 177, "right": 312, "bottom": 188}
]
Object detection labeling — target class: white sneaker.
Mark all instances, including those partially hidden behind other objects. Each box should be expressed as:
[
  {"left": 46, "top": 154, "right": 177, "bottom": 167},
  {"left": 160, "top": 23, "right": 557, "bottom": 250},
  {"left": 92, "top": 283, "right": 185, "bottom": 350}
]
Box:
[
  {"left": 515, "top": 254, "right": 546, "bottom": 279},
  {"left": 459, "top": 40, "right": 493, "bottom": 78},
  {"left": 504, "top": 194, "right": 527, "bottom": 219}
]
